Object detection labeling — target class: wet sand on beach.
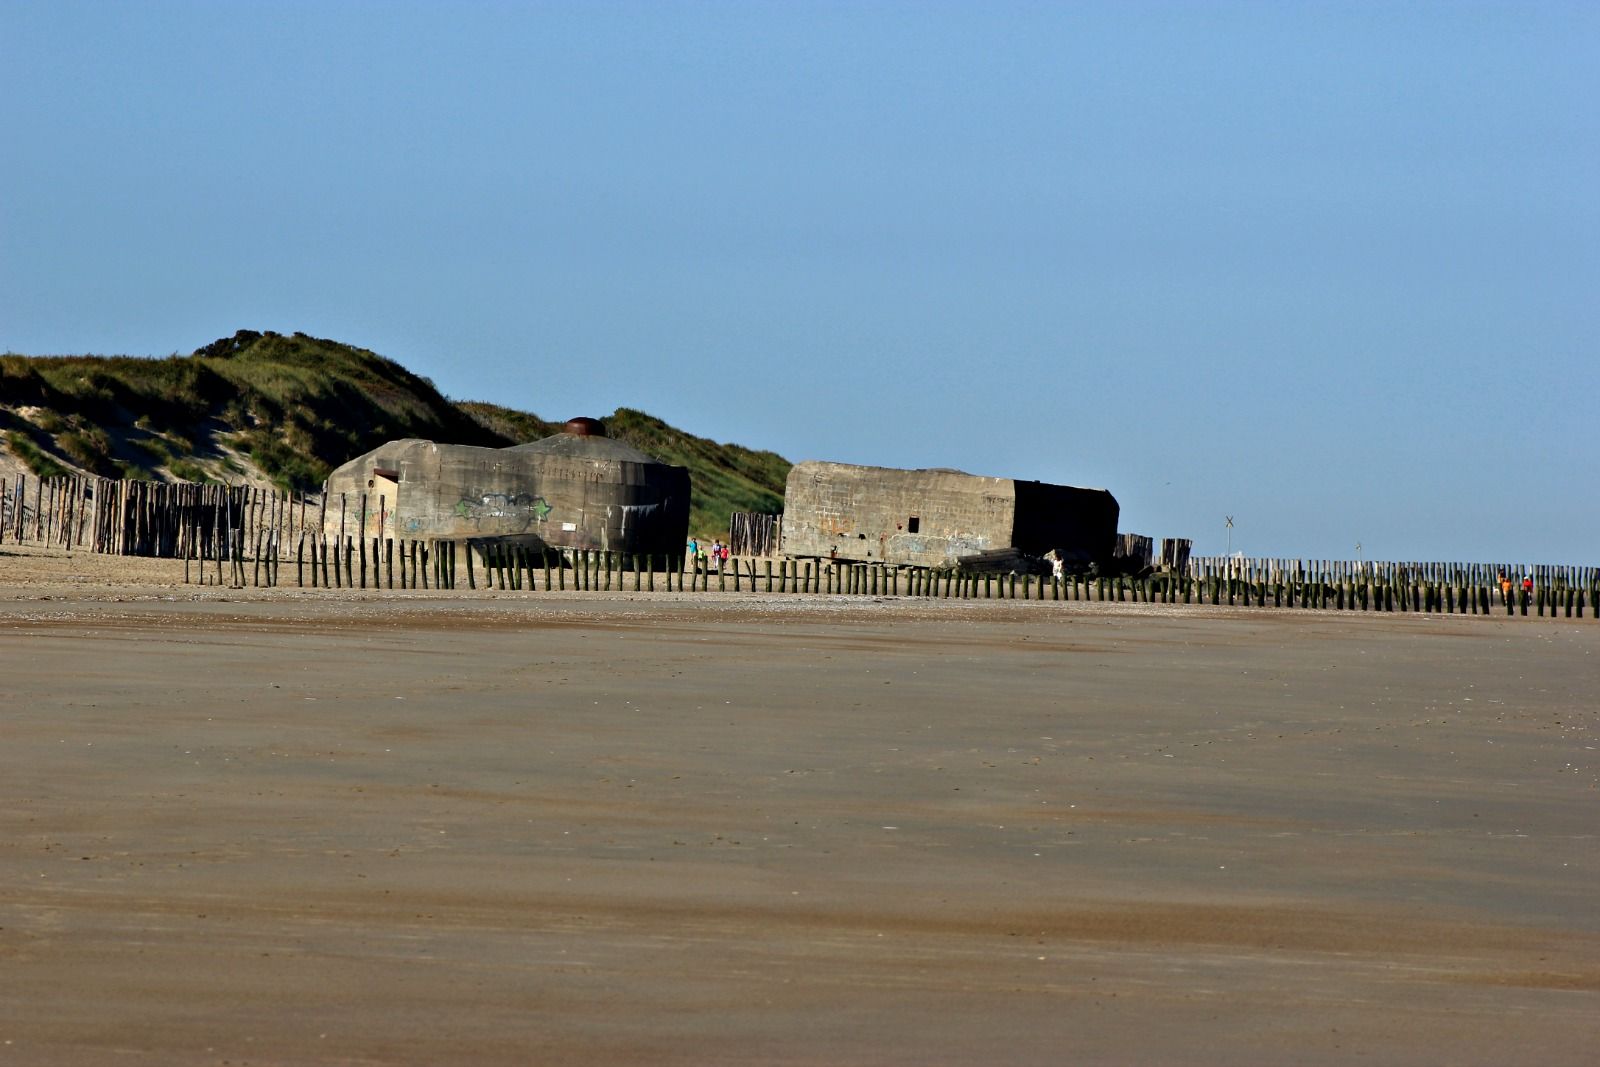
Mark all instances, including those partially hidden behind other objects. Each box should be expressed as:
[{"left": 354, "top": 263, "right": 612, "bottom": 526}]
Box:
[{"left": 1, "top": 545, "right": 1596, "bottom": 1064}]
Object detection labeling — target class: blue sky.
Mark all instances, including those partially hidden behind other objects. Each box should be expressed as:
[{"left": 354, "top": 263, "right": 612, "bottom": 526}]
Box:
[{"left": 3, "top": 1, "right": 1595, "bottom": 562}]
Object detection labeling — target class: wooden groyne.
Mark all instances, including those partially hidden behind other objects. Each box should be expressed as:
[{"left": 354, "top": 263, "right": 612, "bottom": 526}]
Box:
[
  {"left": 3, "top": 474, "right": 1595, "bottom": 616},
  {"left": 728, "top": 511, "right": 781, "bottom": 558},
  {"left": 3, "top": 473, "right": 309, "bottom": 575},
  {"left": 1184, "top": 556, "right": 1599, "bottom": 617}
]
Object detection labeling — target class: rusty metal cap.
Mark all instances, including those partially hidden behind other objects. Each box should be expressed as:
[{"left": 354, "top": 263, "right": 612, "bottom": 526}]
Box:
[{"left": 562, "top": 417, "right": 607, "bottom": 437}]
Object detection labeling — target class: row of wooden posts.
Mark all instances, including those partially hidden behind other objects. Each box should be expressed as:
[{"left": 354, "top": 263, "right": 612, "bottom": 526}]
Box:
[
  {"left": 4, "top": 474, "right": 1595, "bottom": 617},
  {"left": 2, "top": 473, "right": 300, "bottom": 560},
  {"left": 727, "top": 511, "right": 782, "bottom": 558},
  {"left": 187, "top": 535, "right": 1600, "bottom": 620},
  {"left": 1187, "top": 555, "right": 1600, "bottom": 591}
]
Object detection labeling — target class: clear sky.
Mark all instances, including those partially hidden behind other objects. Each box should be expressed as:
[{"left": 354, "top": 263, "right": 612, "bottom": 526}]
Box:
[{"left": 3, "top": 1, "right": 1595, "bottom": 562}]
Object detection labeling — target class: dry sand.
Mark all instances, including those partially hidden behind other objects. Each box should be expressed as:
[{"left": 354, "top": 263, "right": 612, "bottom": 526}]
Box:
[{"left": 1, "top": 543, "right": 1597, "bottom": 1064}]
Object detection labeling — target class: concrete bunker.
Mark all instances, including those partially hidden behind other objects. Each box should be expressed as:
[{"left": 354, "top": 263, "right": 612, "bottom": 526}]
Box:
[
  {"left": 323, "top": 418, "right": 690, "bottom": 557},
  {"left": 779, "top": 460, "right": 1118, "bottom": 570}
]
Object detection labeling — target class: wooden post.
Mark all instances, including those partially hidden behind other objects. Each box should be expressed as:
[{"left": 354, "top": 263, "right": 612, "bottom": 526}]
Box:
[
  {"left": 351, "top": 494, "right": 363, "bottom": 587},
  {"left": 59, "top": 477, "right": 73, "bottom": 550},
  {"left": 295, "top": 494, "right": 306, "bottom": 587},
  {"left": 207, "top": 488, "right": 219, "bottom": 584}
]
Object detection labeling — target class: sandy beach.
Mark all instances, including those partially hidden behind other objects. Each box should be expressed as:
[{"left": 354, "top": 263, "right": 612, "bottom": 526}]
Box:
[{"left": 1, "top": 544, "right": 1596, "bottom": 1064}]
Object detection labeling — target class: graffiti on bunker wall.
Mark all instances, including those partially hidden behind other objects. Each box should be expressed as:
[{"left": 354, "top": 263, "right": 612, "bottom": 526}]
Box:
[{"left": 452, "top": 493, "right": 552, "bottom": 525}]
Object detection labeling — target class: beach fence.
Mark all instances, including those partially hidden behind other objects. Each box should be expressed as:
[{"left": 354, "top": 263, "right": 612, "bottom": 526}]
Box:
[
  {"left": 1158, "top": 537, "right": 1192, "bottom": 573},
  {"left": 2, "top": 472, "right": 322, "bottom": 585},
  {"left": 4, "top": 472, "right": 251, "bottom": 558},
  {"left": 728, "top": 511, "right": 781, "bottom": 558},
  {"left": 1181, "top": 556, "right": 1600, "bottom": 619},
  {"left": 1112, "top": 533, "right": 1154, "bottom": 572},
  {"left": 447, "top": 551, "right": 1600, "bottom": 619},
  {"left": 4, "top": 473, "right": 1596, "bottom": 617}
]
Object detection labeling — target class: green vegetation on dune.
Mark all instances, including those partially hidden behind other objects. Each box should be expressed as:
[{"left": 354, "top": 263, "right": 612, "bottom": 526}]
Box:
[
  {"left": 457, "top": 401, "right": 561, "bottom": 445},
  {"left": 2, "top": 331, "right": 505, "bottom": 491},
  {"left": 195, "top": 331, "right": 503, "bottom": 489},
  {"left": 2, "top": 331, "right": 791, "bottom": 537},
  {"left": 3, "top": 428, "right": 69, "bottom": 480}
]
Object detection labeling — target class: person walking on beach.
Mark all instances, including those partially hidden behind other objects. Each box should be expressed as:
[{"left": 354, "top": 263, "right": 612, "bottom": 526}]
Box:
[
  {"left": 1499, "top": 571, "right": 1513, "bottom": 605},
  {"left": 711, "top": 540, "right": 724, "bottom": 574}
]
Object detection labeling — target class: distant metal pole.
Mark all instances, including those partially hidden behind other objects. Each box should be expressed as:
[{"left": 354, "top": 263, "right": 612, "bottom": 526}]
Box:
[{"left": 1225, "top": 515, "right": 1234, "bottom": 557}]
